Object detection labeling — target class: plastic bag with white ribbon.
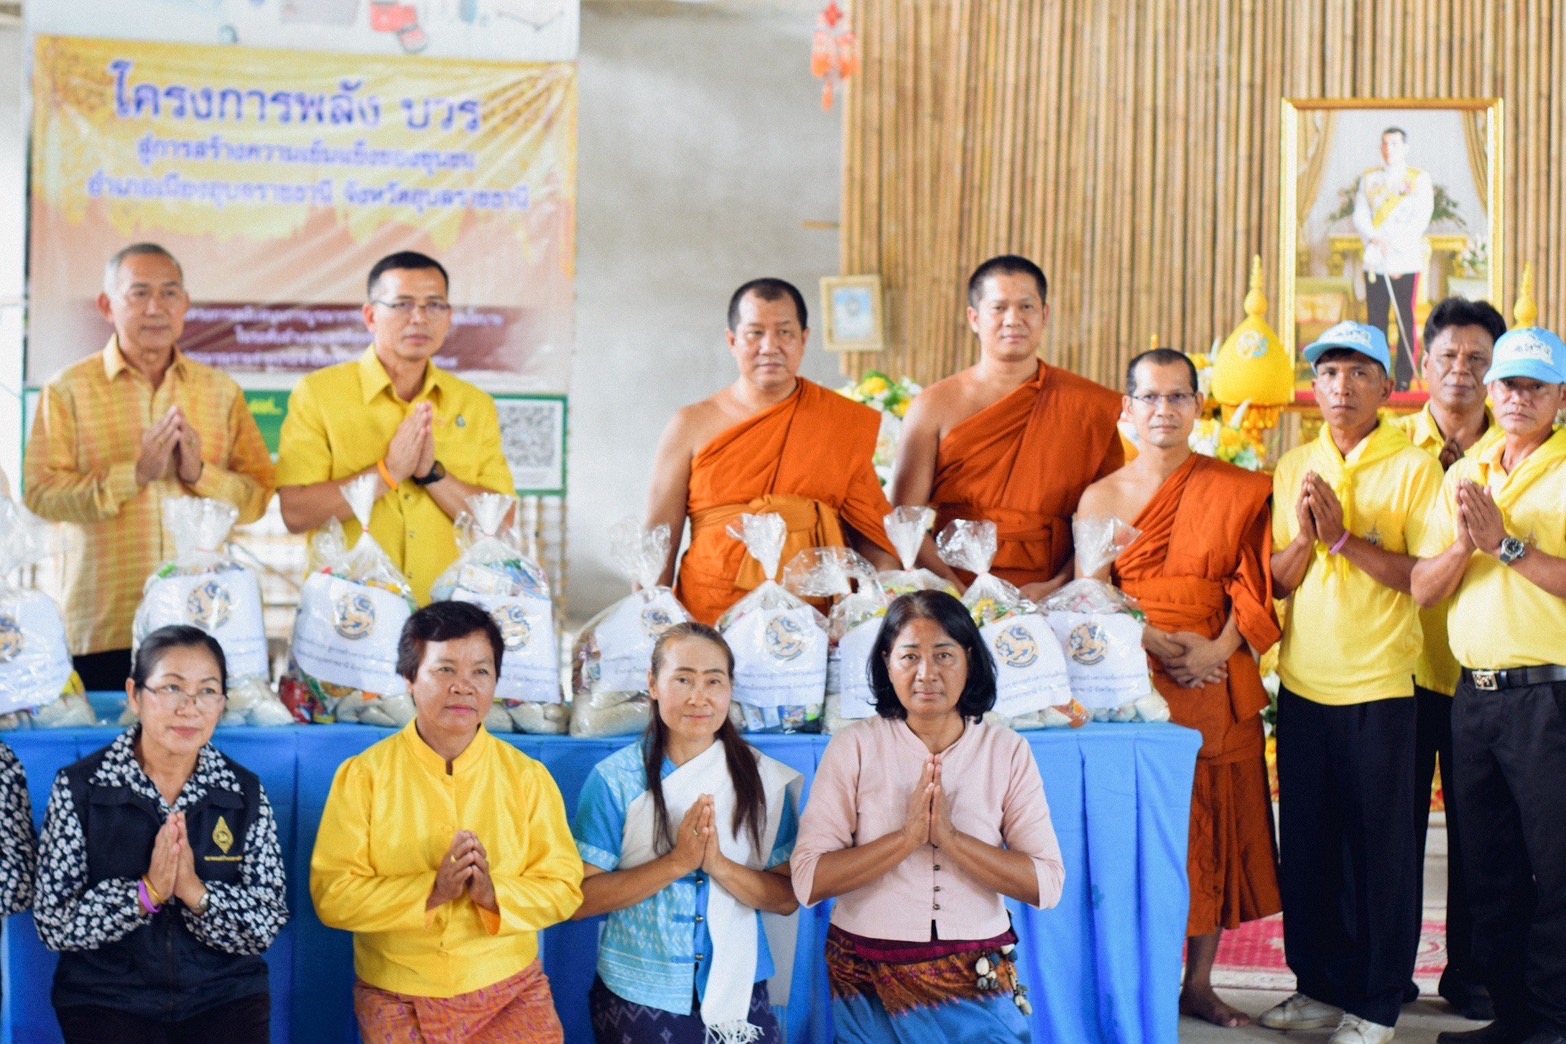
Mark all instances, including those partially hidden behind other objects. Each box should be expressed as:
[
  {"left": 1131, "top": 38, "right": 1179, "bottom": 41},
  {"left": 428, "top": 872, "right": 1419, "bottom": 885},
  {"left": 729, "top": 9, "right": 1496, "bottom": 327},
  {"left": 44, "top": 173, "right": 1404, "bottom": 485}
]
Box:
[
  {"left": 280, "top": 474, "right": 416, "bottom": 726},
  {"left": 1041, "top": 516, "right": 1168, "bottom": 723},
  {"left": 876, "top": 507, "right": 957, "bottom": 597},
  {"left": 0, "top": 495, "right": 91, "bottom": 728},
  {"left": 569, "top": 520, "right": 692, "bottom": 738},
  {"left": 430, "top": 493, "right": 566, "bottom": 735},
  {"left": 783, "top": 546, "right": 887, "bottom": 734},
  {"left": 717, "top": 513, "right": 827, "bottom": 733},
  {"left": 132, "top": 498, "right": 291, "bottom": 726},
  {"left": 937, "top": 519, "right": 1087, "bottom": 730}
]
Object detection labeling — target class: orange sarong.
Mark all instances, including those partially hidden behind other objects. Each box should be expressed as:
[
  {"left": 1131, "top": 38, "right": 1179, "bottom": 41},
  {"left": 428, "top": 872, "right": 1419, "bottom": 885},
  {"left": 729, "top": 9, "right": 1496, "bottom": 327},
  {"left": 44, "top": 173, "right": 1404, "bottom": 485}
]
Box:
[
  {"left": 1114, "top": 455, "right": 1283, "bottom": 937},
  {"left": 353, "top": 960, "right": 563, "bottom": 1043},
  {"left": 676, "top": 379, "right": 896, "bottom": 626},
  {"left": 931, "top": 364, "right": 1124, "bottom": 587}
]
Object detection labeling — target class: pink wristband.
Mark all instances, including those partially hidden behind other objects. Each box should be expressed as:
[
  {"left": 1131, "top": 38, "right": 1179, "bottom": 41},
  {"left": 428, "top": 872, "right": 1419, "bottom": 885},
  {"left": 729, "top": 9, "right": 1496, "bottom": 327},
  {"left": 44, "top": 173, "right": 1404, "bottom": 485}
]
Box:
[
  {"left": 137, "top": 879, "right": 162, "bottom": 915},
  {"left": 1328, "top": 531, "right": 1351, "bottom": 556}
]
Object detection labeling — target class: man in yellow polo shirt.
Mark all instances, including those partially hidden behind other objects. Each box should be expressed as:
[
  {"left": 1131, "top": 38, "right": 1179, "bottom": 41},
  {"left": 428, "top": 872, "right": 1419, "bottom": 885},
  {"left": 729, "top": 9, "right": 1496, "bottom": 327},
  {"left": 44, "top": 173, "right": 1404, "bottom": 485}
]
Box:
[
  {"left": 276, "top": 252, "right": 514, "bottom": 603},
  {"left": 1386, "top": 296, "right": 1506, "bottom": 1022},
  {"left": 1413, "top": 328, "right": 1566, "bottom": 1044},
  {"left": 1258, "top": 322, "right": 1442, "bottom": 1044}
]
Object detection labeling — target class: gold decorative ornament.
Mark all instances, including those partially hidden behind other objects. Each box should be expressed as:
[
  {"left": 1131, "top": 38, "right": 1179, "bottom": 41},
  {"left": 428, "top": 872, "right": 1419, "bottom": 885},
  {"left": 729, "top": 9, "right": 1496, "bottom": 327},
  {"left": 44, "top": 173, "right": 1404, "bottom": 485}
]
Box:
[
  {"left": 1514, "top": 262, "right": 1538, "bottom": 329},
  {"left": 1213, "top": 256, "right": 1293, "bottom": 435}
]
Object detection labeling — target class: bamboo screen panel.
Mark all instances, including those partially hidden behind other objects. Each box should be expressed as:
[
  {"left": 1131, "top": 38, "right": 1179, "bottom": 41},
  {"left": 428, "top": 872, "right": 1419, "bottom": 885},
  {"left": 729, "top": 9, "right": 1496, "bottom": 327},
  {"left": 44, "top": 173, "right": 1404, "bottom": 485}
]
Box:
[{"left": 841, "top": 0, "right": 1562, "bottom": 387}]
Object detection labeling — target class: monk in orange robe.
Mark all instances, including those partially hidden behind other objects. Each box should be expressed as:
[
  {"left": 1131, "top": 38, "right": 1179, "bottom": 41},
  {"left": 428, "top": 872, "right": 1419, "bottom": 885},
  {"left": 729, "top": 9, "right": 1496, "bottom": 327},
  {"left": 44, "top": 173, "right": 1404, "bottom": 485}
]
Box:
[
  {"left": 647, "top": 279, "right": 947, "bottom": 625},
  {"left": 892, "top": 255, "right": 1123, "bottom": 599},
  {"left": 1078, "top": 348, "right": 1282, "bottom": 1029}
]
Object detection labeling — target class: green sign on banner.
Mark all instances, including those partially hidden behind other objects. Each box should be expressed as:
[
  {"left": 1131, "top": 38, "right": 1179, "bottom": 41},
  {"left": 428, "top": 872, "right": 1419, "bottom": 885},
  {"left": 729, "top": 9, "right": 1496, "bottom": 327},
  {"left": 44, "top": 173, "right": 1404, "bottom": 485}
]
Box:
[{"left": 244, "top": 391, "right": 290, "bottom": 457}]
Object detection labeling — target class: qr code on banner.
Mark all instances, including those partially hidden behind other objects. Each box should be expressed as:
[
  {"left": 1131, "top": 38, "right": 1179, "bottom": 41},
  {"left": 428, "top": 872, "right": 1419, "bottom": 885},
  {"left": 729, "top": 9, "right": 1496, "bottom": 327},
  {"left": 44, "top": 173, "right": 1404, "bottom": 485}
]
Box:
[{"left": 496, "top": 397, "right": 566, "bottom": 493}]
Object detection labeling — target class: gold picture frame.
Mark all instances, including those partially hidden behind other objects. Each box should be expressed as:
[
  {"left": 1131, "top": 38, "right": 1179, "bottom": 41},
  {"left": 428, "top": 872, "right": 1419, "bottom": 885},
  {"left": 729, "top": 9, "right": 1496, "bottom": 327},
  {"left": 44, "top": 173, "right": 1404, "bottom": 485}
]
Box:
[
  {"left": 820, "top": 275, "right": 886, "bottom": 352},
  {"left": 1280, "top": 97, "right": 1504, "bottom": 405}
]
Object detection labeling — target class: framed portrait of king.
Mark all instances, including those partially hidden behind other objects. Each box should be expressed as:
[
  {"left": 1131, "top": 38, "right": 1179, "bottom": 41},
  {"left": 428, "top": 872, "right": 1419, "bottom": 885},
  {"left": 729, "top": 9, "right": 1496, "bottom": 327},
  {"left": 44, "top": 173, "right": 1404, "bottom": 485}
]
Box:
[{"left": 1280, "top": 97, "right": 1503, "bottom": 405}]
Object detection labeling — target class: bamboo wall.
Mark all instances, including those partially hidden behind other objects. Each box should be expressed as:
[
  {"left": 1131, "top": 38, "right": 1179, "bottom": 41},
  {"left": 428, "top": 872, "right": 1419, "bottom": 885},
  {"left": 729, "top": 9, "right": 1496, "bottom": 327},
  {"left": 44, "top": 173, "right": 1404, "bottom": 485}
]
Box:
[{"left": 841, "top": 0, "right": 1563, "bottom": 387}]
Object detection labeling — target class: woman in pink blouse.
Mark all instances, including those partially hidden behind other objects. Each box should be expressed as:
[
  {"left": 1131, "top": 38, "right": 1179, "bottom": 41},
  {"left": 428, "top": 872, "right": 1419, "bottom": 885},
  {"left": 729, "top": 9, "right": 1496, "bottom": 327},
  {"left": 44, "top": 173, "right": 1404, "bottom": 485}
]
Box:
[{"left": 791, "top": 590, "right": 1065, "bottom": 1042}]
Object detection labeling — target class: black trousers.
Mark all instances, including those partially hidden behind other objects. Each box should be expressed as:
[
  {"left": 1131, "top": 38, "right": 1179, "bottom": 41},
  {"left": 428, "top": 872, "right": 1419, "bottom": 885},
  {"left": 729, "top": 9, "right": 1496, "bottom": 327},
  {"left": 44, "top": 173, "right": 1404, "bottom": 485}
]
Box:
[
  {"left": 1451, "top": 676, "right": 1566, "bottom": 1033},
  {"left": 1276, "top": 686, "right": 1421, "bottom": 1028},
  {"left": 1414, "top": 686, "right": 1475, "bottom": 990},
  {"left": 1364, "top": 272, "right": 1420, "bottom": 390},
  {"left": 57, "top": 993, "right": 270, "bottom": 1044},
  {"left": 71, "top": 648, "right": 133, "bottom": 692}
]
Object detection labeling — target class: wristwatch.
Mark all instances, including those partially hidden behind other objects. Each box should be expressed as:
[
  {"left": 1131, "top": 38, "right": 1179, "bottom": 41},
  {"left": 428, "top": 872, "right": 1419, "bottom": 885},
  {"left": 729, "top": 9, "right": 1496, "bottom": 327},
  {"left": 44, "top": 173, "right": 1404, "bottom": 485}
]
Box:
[
  {"left": 1499, "top": 536, "right": 1528, "bottom": 565},
  {"left": 412, "top": 460, "right": 446, "bottom": 487},
  {"left": 194, "top": 889, "right": 211, "bottom": 916}
]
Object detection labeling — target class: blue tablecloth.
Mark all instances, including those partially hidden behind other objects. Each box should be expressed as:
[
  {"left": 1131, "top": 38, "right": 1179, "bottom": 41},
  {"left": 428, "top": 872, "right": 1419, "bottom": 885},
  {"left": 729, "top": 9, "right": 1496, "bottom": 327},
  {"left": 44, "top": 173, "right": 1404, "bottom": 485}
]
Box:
[{"left": 1, "top": 720, "right": 1200, "bottom": 1043}]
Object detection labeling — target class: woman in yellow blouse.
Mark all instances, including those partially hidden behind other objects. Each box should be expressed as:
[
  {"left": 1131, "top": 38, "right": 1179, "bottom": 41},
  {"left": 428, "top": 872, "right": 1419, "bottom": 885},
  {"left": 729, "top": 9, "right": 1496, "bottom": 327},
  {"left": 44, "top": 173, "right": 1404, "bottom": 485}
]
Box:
[{"left": 310, "top": 601, "right": 583, "bottom": 1042}]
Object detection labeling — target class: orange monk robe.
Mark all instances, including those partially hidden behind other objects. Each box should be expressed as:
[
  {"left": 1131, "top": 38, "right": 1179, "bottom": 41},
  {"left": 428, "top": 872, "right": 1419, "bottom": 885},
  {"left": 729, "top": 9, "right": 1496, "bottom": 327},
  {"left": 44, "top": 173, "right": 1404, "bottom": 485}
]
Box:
[
  {"left": 676, "top": 379, "right": 898, "bottom": 626},
  {"left": 1113, "top": 455, "right": 1283, "bottom": 937},
  {"left": 931, "top": 365, "right": 1124, "bottom": 586}
]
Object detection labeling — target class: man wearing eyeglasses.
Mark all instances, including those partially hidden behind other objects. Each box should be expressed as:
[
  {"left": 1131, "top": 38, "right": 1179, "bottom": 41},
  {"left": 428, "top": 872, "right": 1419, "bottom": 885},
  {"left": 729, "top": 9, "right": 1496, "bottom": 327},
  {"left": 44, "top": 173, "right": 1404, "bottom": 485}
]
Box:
[
  {"left": 23, "top": 244, "right": 275, "bottom": 690},
  {"left": 1413, "top": 328, "right": 1566, "bottom": 1044},
  {"left": 1260, "top": 322, "right": 1442, "bottom": 1044},
  {"left": 276, "top": 252, "right": 514, "bottom": 604},
  {"left": 891, "top": 255, "right": 1125, "bottom": 601},
  {"left": 1075, "top": 348, "right": 1281, "bottom": 1029}
]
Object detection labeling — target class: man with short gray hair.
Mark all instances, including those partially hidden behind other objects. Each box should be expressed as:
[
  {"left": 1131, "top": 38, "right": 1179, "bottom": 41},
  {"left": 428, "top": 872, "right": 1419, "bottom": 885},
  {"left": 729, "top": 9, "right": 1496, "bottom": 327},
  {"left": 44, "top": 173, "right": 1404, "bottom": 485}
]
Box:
[{"left": 24, "top": 243, "right": 275, "bottom": 688}]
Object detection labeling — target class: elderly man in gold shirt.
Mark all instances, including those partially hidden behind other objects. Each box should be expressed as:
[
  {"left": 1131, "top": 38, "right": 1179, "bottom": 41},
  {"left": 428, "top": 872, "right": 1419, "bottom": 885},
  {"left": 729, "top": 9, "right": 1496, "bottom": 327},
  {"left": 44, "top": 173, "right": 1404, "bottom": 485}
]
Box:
[{"left": 24, "top": 244, "right": 275, "bottom": 689}]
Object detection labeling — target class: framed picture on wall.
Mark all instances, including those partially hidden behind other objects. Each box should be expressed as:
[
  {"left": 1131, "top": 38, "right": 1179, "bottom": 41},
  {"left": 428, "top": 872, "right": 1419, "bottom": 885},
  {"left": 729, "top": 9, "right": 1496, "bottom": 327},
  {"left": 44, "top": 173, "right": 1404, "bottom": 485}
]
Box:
[
  {"left": 820, "top": 275, "right": 886, "bottom": 352},
  {"left": 1280, "top": 97, "right": 1503, "bottom": 405}
]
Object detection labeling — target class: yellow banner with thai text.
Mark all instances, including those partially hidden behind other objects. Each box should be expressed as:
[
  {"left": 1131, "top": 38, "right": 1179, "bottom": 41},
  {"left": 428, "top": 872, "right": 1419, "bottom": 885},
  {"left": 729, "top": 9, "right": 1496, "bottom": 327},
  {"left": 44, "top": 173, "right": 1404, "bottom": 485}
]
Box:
[{"left": 29, "top": 35, "right": 576, "bottom": 390}]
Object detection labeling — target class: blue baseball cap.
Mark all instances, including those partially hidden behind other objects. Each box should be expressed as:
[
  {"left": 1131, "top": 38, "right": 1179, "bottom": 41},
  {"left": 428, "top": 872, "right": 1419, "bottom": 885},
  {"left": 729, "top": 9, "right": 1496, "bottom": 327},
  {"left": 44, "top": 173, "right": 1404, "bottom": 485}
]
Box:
[
  {"left": 1303, "top": 321, "right": 1393, "bottom": 373},
  {"left": 1483, "top": 327, "right": 1566, "bottom": 384}
]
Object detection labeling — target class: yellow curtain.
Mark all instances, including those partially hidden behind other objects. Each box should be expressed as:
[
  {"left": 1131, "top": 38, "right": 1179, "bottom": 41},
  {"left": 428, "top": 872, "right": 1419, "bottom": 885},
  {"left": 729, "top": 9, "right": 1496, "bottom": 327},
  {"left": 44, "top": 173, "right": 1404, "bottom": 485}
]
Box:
[
  {"left": 1463, "top": 108, "right": 1489, "bottom": 218},
  {"left": 1296, "top": 110, "right": 1337, "bottom": 229},
  {"left": 843, "top": 0, "right": 1548, "bottom": 387}
]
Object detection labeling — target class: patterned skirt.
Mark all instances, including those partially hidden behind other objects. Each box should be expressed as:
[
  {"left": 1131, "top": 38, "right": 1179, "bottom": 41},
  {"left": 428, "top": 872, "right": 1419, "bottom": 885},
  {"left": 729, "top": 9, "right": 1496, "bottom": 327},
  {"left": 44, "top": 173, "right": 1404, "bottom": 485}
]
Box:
[
  {"left": 354, "top": 960, "right": 563, "bottom": 1043},
  {"left": 589, "top": 976, "right": 782, "bottom": 1044},
  {"left": 825, "top": 924, "right": 1033, "bottom": 1043}
]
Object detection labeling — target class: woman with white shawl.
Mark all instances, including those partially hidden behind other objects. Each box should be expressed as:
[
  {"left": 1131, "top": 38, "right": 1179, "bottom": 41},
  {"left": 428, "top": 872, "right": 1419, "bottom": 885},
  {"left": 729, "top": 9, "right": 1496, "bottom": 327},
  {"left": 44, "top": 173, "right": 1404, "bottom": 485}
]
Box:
[{"left": 573, "top": 622, "right": 803, "bottom": 1044}]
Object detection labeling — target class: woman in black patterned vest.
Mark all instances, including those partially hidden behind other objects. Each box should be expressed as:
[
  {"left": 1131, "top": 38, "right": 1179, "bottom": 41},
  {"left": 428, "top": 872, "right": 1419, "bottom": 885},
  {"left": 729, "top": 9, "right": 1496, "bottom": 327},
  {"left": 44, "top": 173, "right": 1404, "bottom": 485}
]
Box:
[{"left": 33, "top": 625, "right": 289, "bottom": 1043}]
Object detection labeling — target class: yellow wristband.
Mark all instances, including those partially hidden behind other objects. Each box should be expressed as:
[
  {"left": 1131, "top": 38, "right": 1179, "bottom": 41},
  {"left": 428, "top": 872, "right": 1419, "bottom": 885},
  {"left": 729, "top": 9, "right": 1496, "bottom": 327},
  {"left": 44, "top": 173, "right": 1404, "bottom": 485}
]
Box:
[
  {"left": 376, "top": 459, "right": 397, "bottom": 490},
  {"left": 142, "top": 875, "right": 164, "bottom": 907}
]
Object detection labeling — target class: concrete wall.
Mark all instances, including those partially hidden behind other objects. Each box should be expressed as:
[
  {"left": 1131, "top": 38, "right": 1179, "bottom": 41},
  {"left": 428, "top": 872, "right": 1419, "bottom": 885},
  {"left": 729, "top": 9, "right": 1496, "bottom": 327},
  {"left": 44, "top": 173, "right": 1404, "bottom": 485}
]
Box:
[{"left": 568, "top": 2, "right": 843, "bottom": 616}]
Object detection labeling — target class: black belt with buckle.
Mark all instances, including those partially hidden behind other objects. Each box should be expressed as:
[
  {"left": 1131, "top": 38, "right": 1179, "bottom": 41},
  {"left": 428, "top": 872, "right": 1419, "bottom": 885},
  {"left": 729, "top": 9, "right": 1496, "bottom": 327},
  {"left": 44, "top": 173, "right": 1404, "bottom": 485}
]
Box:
[{"left": 1462, "top": 666, "right": 1566, "bottom": 691}]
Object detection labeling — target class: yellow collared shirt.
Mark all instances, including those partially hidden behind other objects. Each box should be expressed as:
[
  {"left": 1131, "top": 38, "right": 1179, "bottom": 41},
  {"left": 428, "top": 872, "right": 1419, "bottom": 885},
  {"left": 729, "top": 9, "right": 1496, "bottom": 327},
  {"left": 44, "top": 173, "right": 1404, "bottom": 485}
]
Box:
[
  {"left": 1272, "top": 430, "right": 1443, "bottom": 705},
  {"left": 309, "top": 721, "right": 583, "bottom": 999},
  {"left": 1414, "top": 429, "right": 1566, "bottom": 671},
  {"left": 23, "top": 338, "right": 275, "bottom": 654},
  {"left": 1387, "top": 405, "right": 1502, "bottom": 695},
  {"left": 274, "top": 347, "right": 515, "bottom": 603}
]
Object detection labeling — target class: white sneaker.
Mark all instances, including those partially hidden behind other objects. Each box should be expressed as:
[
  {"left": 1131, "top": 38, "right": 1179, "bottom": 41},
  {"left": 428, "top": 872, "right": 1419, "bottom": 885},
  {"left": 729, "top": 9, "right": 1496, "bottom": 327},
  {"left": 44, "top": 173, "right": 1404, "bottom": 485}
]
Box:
[
  {"left": 1257, "top": 992, "right": 1342, "bottom": 1030},
  {"left": 1329, "top": 1013, "right": 1395, "bottom": 1044}
]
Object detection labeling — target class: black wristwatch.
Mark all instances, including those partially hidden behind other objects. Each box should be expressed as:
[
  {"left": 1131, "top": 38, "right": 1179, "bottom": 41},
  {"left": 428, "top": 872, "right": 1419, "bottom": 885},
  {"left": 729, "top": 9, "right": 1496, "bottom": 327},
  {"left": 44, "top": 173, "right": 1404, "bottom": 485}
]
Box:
[
  {"left": 412, "top": 460, "right": 446, "bottom": 487},
  {"left": 1498, "top": 535, "right": 1528, "bottom": 565}
]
